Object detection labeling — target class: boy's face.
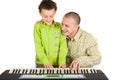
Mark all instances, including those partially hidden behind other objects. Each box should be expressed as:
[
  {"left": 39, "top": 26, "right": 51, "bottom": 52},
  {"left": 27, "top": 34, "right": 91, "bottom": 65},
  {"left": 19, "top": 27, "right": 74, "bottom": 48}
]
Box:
[{"left": 40, "top": 9, "right": 56, "bottom": 25}]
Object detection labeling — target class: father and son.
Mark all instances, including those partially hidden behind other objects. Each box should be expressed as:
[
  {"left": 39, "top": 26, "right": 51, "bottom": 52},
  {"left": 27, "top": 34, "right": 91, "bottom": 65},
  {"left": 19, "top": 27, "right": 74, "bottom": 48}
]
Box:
[{"left": 33, "top": 0, "right": 102, "bottom": 70}]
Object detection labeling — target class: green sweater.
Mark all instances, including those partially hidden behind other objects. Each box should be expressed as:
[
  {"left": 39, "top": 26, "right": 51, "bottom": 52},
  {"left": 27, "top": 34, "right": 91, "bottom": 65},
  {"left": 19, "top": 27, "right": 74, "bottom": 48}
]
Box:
[{"left": 34, "top": 21, "right": 68, "bottom": 66}]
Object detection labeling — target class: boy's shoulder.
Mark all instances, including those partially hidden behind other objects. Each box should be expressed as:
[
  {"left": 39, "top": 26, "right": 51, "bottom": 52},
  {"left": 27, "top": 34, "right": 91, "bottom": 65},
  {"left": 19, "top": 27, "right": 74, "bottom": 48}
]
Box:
[
  {"left": 34, "top": 21, "right": 43, "bottom": 30},
  {"left": 54, "top": 21, "right": 61, "bottom": 27},
  {"left": 34, "top": 20, "right": 45, "bottom": 27},
  {"left": 54, "top": 21, "right": 60, "bottom": 24},
  {"left": 35, "top": 20, "right": 43, "bottom": 24},
  {"left": 34, "top": 20, "right": 61, "bottom": 28}
]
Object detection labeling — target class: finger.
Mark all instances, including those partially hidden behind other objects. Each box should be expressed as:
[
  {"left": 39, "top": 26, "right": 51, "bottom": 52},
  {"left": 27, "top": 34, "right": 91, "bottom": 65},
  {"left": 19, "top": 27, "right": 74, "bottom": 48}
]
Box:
[
  {"left": 44, "top": 63, "right": 53, "bottom": 70},
  {"left": 70, "top": 61, "right": 74, "bottom": 69},
  {"left": 77, "top": 62, "right": 80, "bottom": 70},
  {"left": 73, "top": 63, "right": 77, "bottom": 70},
  {"left": 63, "top": 64, "right": 66, "bottom": 69},
  {"left": 48, "top": 64, "right": 53, "bottom": 70},
  {"left": 61, "top": 64, "right": 66, "bottom": 69},
  {"left": 74, "top": 60, "right": 80, "bottom": 70},
  {"left": 44, "top": 64, "right": 48, "bottom": 69},
  {"left": 59, "top": 65, "right": 62, "bottom": 68},
  {"left": 70, "top": 65, "right": 75, "bottom": 70},
  {"left": 59, "top": 64, "right": 64, "bottom": 69},
  {"left": 59, "top": 64, "right": 62, "bottom": 68}
]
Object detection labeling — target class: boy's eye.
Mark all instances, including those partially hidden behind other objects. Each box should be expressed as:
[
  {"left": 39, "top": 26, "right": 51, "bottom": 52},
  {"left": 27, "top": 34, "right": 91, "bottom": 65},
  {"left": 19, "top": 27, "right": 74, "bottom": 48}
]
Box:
[
  {"left": 50, "top": 16, "right": 53, "bottom": 18},
  {"left": 44, "top": 16, "right": 48, "bottom": 18}
]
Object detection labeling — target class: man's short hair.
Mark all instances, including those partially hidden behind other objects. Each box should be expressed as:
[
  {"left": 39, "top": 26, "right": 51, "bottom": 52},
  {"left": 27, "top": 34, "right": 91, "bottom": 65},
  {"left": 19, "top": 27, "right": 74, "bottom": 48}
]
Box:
[{"left": 64, "top": 12, "right": 81, "bottom": 25}]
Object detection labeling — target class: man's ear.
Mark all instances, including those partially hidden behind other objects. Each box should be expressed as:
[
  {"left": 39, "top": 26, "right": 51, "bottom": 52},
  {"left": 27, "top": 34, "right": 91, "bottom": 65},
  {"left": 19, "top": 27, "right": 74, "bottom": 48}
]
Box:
[{"left": 75, "top": 25, "right": 79, "bottom": 30}]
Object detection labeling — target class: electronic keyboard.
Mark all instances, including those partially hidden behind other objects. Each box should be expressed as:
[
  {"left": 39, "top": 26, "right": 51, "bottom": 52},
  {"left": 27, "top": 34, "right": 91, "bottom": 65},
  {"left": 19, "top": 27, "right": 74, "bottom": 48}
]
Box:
[{"left": 0, "top": 68, "right": 109, "bottom": 80}]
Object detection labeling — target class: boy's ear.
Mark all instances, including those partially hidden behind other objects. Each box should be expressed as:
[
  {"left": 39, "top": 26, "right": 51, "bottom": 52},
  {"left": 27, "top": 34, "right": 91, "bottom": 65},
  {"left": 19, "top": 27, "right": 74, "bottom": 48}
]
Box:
[{"left": 39, "top": 11, "right": 41, "bottom": 15}]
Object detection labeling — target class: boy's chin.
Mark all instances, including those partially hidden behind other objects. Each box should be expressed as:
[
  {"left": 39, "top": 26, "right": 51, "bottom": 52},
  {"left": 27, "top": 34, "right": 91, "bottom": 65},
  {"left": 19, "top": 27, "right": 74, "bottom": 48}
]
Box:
[{"left": 45, "top": 22, "right": 52, "bottom": 25}]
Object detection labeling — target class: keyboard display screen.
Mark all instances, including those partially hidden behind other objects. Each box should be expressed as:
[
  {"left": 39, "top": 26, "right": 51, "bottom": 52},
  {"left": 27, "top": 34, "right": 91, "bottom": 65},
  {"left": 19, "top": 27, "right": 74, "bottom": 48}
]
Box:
[{"left": 19, "top": 74, "right": 86, "bottom": 79}]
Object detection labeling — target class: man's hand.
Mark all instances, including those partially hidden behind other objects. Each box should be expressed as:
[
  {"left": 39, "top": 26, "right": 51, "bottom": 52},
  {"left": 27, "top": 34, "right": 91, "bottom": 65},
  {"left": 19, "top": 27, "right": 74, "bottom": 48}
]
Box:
[
  {"left": 69, "top": 60, "right": 80, "bottom": 70},
  {"left": 59, "top": 64, "right": 66, "bottom": 69},
  {"left": 44, "top": 62, "right": 53, "bottom": 70}
]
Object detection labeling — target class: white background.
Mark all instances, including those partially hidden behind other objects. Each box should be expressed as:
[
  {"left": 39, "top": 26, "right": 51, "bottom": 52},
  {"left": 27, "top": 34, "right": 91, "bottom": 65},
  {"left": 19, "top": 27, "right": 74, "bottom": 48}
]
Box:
[{"left": 0, "top": 0, "right": 120, "bottom": 80}]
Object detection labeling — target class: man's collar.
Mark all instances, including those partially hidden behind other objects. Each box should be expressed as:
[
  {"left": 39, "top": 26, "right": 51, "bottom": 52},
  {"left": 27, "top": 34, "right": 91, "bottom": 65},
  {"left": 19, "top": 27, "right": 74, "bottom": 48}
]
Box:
[{"left": 71, "top": 28, "right": 83, "bottom": 41}]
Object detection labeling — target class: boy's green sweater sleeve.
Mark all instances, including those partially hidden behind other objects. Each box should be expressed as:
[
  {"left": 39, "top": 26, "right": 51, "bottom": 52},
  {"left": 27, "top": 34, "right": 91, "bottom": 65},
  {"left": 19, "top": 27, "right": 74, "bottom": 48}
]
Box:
[
  {"left": 58, "top": 33, "right": 68, "bottom": 65},
  {"left": 34, "top": 23, "right": 49, "bottom": 64}
]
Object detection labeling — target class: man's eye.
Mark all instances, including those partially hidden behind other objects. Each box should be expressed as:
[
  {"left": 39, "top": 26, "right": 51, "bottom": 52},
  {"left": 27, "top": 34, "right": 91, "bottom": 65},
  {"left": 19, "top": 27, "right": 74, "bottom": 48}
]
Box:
[{"left": 65, "top": 25, "right": 69, "bottom": 27}]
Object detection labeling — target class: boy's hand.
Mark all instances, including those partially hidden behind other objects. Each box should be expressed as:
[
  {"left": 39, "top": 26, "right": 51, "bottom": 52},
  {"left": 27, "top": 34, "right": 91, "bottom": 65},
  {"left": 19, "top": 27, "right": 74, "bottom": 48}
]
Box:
[
  {"left": 59, "top": 64, "right": 66, "bottom": 69},
  {"left": 44, "top": 62, "right": 53, "bottom": 70}
]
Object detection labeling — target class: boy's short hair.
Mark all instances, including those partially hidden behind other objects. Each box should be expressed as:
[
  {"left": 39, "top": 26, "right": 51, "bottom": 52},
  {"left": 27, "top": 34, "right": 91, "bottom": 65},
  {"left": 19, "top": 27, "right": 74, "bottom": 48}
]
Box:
[{"left": 38, "top": 0, "right": 57, "bottom": 12}]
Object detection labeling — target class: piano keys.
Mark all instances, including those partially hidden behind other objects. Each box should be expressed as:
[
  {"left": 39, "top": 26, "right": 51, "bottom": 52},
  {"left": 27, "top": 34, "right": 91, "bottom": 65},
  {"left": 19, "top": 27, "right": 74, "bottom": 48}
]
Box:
[{"left": 0, "top": 68, "right": 109, "bottom": 80}]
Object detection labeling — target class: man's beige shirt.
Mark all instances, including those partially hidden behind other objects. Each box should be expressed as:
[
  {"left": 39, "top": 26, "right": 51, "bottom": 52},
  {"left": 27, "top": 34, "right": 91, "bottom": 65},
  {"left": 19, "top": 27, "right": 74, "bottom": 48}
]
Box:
[{"left": 66, "top": 28, "right": 102, "bottom": 68}]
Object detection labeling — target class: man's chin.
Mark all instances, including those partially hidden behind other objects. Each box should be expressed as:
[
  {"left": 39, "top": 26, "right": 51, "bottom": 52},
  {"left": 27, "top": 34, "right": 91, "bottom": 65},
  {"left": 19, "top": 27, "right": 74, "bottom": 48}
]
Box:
[{"left": 63, "top": 33, "right": 68, "bottom": 36}]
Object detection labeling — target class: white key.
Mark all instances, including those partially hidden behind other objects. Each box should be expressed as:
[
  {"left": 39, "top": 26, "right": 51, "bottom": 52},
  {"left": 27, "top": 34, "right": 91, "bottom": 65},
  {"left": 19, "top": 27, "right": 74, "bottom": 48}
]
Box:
[{"left": 9, "top": 69, "right": 13, "bottom": 74}]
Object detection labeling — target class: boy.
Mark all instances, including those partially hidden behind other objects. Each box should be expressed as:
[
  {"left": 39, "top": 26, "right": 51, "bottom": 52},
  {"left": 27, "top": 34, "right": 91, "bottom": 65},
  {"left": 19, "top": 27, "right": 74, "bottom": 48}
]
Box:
[{"left": 33, "top": 0, "right": 68, "bottom": 69}]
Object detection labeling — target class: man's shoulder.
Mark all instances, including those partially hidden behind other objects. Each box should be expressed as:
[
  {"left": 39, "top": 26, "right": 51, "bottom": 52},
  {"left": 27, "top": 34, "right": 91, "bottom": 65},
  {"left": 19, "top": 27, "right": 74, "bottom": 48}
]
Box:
[{"left": 80, "top": 29, "right": 97, "bottom": 41}]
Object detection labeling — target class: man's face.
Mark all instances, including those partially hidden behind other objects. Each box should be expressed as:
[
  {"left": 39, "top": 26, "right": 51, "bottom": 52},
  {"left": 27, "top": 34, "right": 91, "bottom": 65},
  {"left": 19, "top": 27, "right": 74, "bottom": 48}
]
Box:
[
  {"left": 61, "top": 17, "right": 77, "bottom": 37},
  {"left": 40, "top": 9, "right": 56, "bottom": 25}
]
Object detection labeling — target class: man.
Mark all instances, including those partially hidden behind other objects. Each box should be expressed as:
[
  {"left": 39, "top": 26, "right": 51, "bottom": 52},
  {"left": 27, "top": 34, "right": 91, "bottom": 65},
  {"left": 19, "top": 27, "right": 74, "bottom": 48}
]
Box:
[{"left": 61, "top": 12, "right": 102, "bottom": 69}]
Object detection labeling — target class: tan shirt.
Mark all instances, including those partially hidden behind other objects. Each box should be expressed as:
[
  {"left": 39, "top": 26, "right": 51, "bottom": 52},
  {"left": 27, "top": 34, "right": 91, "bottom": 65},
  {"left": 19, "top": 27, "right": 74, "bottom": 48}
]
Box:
[{"left": 66, "top": 28, "right": 102, "bottom": 68}]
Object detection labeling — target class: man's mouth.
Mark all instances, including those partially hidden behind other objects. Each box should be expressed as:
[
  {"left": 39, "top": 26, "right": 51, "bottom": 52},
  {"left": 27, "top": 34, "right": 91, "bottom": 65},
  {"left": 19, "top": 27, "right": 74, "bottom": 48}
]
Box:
[{"left": 62, "top": 30, "right": 68, "bottom": 33}]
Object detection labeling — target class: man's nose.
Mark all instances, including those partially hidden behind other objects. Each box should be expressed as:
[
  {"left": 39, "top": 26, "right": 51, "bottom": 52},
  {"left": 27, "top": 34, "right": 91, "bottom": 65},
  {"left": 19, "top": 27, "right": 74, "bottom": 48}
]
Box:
[{"left": 61, "top": 25, "right": 65, "bottom": 30}]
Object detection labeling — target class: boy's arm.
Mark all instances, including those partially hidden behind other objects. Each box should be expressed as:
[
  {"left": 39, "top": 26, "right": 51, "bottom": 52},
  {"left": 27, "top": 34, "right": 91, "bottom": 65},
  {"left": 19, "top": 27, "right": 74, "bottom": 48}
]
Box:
[
  {"left": 58, "top": 33, "right": 68, "bottom": 65},
  {"left": 34, "top": 23, "right": 49, "bottom": 64}
]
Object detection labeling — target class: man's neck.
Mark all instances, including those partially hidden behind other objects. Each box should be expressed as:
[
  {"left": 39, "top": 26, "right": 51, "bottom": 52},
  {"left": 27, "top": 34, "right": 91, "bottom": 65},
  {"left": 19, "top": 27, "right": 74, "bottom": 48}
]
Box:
[{"left": 68, "top": 28, "right": 79, "bottom": 39}]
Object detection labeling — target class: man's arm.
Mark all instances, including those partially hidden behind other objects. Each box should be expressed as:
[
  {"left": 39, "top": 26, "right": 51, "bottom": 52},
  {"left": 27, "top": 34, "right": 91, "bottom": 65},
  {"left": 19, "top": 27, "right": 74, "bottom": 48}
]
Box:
[
  {"left": 77, "top": 43, "right": 102, "bottom": 68},
  {"left": 70, "top": 35, "right": 102, "bottom": 69},
  {"left": 75, "top": 36, "right": 102, "bottom": 68}
]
